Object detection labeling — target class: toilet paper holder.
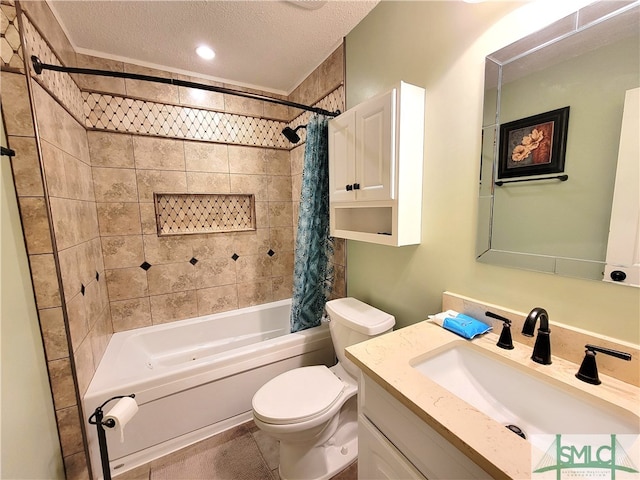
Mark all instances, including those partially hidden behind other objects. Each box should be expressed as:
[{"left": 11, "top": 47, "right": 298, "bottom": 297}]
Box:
[{"left": 88, "top": 394, "right": 136, "bottom": 480}]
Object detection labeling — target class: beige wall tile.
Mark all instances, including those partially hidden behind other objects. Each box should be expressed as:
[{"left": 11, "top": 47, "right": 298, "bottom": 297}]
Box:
[
  {"left": 62, "top": 451, "right": 89, "bottom": 480},
  {"left": 233, "top": 229, "right": 270, "bottom": 256},
  {"left": 56, "top": 405, "right": 84, "bottom": 457},
  {"left": 332, "top": 237, "right": 347, "bottom": 267},
  {"left": 142, "top": 234, "right": 192, "bottom": 264},
  {"left": 77, "top": 201, "right": 100, "bottom": 244},
  {"left": 268, "top": 202, "right": 293, "bottom": 228},
  {"left": 8, "top": 136, "right": 44, "bottom": 197},
  {"left": 329, "top": 264, "right": 346, "bottom": 300},
  {"left": 73, "top": 336, "right": 95, "bottom": 396},
  {"left": 265, "top": 149, "right": 290, "bottom": 176},
  {"left": 75, "top": 53, "right": 126, "bottom": 95},
  {"left": 150, "top": 290, "right": 198, "bottom": 324},
  {"left": 29, "top": 253, "right": 61, "bottom": 308},
  {"left": 264, "top": 100, "right": 290, "bottom": 122},
  {"left": 40, "top": 140, "right": 68, "bottom": 198},
  {"left": 1, "top": 72, "right": 35, "bottom": 136},
  {"left": 237, "top": 279, "right": 273, "bottom": 308},
  {"left": 270, "top": 227, "right": 294, "bottom": 253},
  {"left": 105, "top": 267, "right": 149, "bottom": 301},
  {"left": 271, "top": 250, "right": 294, "bottom": 278},
  {"left": 195, "top": 257, "right": 237, "bottom": 289},
  {"left": 57, "top": 245, "right": 81, "bottom": 299},
  {"left": 236, "top": 254, "right": 272, "bottom": 283},
  {"left": 228, "top": 146, "right": 266, "bottom": 174},
  {"left": 139, "top": 203, "right": 159, "bottom": 234},
  {"left": 83, "top": 280, "right": 104, "bottom": 330},
  {"left": 290, "top": 68, "right": 320, "bottom": 108},
  {"left": 110, "top": 297, "right": 152, "bottom": 332},
  {"left": 196, "top": 284, "right": 238, "bottom": 316},
  {"left": 133, "top": 136, "right": 185, "bottom": 171},
  {"left": 101, "top": 235, "right": 144, "bottom": 269},
  {"left": 224, "top": 95, "right": 263, "bottom": 117},
  {"left": 63, "top": 155, "right": 92, "bottom": 201},
  {"left": 147, "top": 262, "right": 195, "bottom": 295},
  {"left": 89, "top": 302, "right": 112, "bottom": 366},
  {"left": 186, "top": 172, "right": 230, "bottom": 194},
  {"left": 272, "top": 276, "right": 293, "bottom": 301},
  {"left": 18, "top": 196, "right": 53, "bottom": 254},
  {"left": 255, "top": 201, "right": 269, "bottom": 229},
  {"left": 191, "top": 233, "right": 235, "bottom": 259},
  {"left": 65, "top": 292, "right": 88, "bottom": 352},
  {"left": 136, "top": 170, "right": 188, "bottom": 202},
  {"left": 97, "top": 202, "right": 141, "bottom": 236},
  {"left": 184, "top": 140, "right": 229, "bottom": 173},
  {"left": 48, "top": 357, "right": 76, "bottom": 410},
  {"left": 92, "top": 167, "right": 138, "bottom": 202},
  {"left": 290, "top": 144, "right": 304, "bottom": 176},
  {"left": 178, "top": 80, "right": 225, "bottom": 110},
  {"left": 39, "top": 307, "right": 69, "bottom": 360},
  {"left": 124, "top": 64, "right": 179, "bottom": 104},
  {"left": 87, "top": 131, "right": 135, "bottom": 168},
  {"left": 229, "top": 174, "right": 268, "bottom": 201},
  {"left": 267, "top": 175, "right": 292, "bottom": 202},
  {"left": 318, "top": 46, "right": 344, "bottom": 98}
]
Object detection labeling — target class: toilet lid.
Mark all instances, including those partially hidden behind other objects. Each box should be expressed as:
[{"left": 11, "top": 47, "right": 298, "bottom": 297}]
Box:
[{"left": 252, "top": 366, "right": 344, "bottom": 425}]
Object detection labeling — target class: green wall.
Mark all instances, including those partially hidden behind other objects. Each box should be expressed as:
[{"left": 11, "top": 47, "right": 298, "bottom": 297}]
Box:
[{"left": 344, "top": 0, "right": 640, "bottom": 344}]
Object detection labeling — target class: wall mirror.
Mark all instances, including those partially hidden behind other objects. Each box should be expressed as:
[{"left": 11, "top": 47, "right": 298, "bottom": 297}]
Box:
[{"left": 477, "top": 1, "right": 639, "bottom": 286}]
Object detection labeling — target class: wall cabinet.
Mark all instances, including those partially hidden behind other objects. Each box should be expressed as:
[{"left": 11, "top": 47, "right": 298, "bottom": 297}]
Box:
[
  {"left": 359, "top": 374, "right": 490, "bottom": 479},
  {"left": 328, "top": 81, "right": 425, "bottom": 246}
]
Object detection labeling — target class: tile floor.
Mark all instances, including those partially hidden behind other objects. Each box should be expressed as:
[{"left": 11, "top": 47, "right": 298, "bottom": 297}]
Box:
[{"left": 115, "top": 420, "right": 358, "bottom": 480}]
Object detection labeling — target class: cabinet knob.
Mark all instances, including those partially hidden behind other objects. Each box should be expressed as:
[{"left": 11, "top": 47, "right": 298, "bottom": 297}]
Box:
[
  {"left": 610, "top": 270, "right": 627, "bottom": 282},
  {"left": 346, "top": 184, "right": 353, "bottom": 191},
  {"left": 353, "top": 183, "right": 360, "bottom": 190}
]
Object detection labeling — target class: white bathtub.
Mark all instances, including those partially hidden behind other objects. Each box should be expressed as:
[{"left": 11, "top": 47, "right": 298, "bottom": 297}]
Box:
[{"left": 83, "top": 299, "right": 335, "bottom": 479}]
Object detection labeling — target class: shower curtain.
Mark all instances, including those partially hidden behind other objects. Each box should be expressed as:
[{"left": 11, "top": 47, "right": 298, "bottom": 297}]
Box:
[{"left": 290, "top": 115, "right": 334, "bottom": 333}]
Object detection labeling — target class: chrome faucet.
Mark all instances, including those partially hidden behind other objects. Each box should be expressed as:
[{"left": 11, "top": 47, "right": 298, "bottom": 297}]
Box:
[{"left": 521, "top": 307, "right": 551, "bottom": 365}]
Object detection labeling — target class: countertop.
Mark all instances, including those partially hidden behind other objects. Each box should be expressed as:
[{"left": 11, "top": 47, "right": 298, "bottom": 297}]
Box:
[{"left": 345, "top": 319, "right": 640, "bottom": 479}]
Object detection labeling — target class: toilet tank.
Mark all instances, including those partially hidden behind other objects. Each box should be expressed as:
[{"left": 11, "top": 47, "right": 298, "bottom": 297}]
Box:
[{"left": 325, "top": 298, "right": 395, "bottom": 378}]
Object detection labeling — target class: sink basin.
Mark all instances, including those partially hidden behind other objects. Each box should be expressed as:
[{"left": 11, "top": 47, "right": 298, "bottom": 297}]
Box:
[{"left": 411, "top": 342, "right": 639, "bottom": 440}]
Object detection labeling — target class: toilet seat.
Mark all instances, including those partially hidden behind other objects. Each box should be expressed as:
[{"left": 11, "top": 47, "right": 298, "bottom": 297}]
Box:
[{"left": 252, "top": 366, "right": 345, "bottom": 425}]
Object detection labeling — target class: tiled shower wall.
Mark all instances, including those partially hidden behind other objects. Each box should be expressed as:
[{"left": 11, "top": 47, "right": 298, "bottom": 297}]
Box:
[{"left": 1, "top": 1, "right": 346, "bottom": 478}]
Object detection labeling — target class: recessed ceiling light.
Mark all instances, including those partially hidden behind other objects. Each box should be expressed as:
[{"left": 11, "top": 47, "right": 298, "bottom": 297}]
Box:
[{"left": 196, "top": 45, "right": 215, "bottom": 60}]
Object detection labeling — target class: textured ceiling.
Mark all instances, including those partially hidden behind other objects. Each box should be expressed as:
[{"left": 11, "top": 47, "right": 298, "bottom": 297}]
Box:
[{"left": 48, "top": 0, "right": 379, "bottom": 95}]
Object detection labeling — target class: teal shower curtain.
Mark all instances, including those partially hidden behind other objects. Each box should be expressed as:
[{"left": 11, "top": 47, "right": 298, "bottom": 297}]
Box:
[{"left": 290, "top": 115, "right": 334, "bottom": 333}]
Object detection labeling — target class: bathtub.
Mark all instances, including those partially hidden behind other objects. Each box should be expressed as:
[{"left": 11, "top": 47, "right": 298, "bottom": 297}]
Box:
[{"left": 83, "top": 299, "right": 335, "bottom": 479}]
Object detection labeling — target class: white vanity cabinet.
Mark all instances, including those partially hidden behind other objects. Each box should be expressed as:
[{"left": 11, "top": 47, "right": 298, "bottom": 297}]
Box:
[
  {"left": 358, "top": 374, "right": 491, "bottom": 480},
  {"left": 328, "top": 81, "right": 425, "bottom": 246}
]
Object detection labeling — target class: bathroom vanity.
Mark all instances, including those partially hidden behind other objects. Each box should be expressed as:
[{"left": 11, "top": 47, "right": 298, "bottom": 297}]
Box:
[{"left": 346, "top": 293, "right": 640, "bottom": 479}]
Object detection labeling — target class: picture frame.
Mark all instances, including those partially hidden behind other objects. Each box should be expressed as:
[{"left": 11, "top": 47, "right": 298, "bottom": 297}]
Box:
[{"left": 498, "top": 106, "right": 570, "bottom": 179}]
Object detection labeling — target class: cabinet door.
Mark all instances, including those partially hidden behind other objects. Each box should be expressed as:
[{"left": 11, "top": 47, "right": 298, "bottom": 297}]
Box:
[
  {"left": 329, "top": 110, "right": 356, "bottom": 203},
  {"left": 355, "top": 88, "right": 395, "bottom": 201},
  {"left": 359, "top": 416, "right": 427, "bottom": 480}
]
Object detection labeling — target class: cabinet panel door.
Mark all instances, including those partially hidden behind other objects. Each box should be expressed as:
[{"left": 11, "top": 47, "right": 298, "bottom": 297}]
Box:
[
  {"left": 356, "top": 89, "right": 395, "bottom": 201},
  {"left": 359, "top": 416, "right": 427, "bottom": 480},
  {"left": 329, "top": 110, "right": 356, "bottom": 203}
]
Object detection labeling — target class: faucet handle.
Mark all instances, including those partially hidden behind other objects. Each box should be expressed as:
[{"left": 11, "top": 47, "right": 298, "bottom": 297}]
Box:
[
  {"left": 486, "top": 311, "right": 514, "bottom": 350},
  {"left": 575, "top": 344, "right": 632, "bottom": 385}
]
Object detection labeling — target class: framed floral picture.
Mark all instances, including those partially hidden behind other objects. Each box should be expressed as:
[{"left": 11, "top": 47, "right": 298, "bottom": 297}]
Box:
[{"left": 498, "top": 106, "right": 570, "bottom": 179}]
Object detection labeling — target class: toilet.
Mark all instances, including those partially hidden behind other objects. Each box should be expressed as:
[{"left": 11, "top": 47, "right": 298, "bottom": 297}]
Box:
[{"left": 251, "top": 297, "right": 395, "bottom": 480}]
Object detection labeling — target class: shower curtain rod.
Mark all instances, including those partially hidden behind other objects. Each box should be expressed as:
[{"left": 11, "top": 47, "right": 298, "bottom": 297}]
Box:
[{"left": 30, "top": 56, "right": 340, "bottom": 118}]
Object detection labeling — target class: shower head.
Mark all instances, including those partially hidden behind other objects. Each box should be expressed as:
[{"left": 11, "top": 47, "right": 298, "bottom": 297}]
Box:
[{"left": 282, "top": 125, "right": 306, "bottom": 144}]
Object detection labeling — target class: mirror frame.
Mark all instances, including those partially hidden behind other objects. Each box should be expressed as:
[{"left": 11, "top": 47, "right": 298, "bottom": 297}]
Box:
[{"left": 477, "top": 0, "right": 639, "bottom": 282}]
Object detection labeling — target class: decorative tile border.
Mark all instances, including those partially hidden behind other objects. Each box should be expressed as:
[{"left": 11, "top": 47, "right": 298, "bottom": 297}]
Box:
[
  {"left": 21, "top": 14, "right": 85, "bottom": 123},
  {"left": 154, "top": 193, "right": 256, "bottom": 236},
  {"left": 0, "top": 3, "right": 23, "bottom": 70}
]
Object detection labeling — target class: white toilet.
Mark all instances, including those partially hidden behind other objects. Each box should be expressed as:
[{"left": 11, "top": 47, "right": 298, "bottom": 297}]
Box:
[{"left": 252, "top": 297, "right": 395, "bottom": 480}]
